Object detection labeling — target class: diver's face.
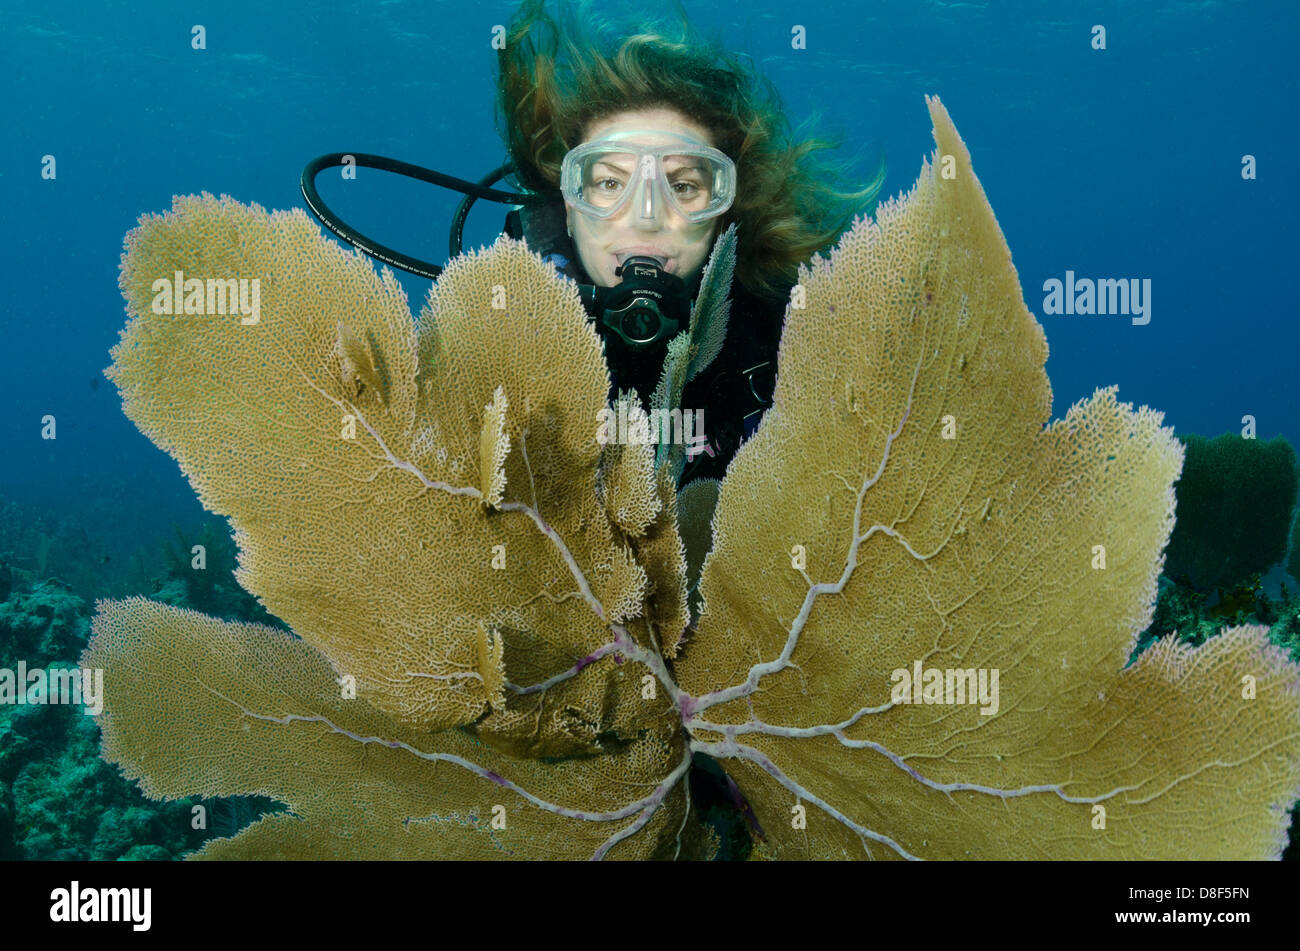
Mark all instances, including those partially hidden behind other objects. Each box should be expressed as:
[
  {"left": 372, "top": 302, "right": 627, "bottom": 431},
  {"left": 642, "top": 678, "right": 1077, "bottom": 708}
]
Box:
[{"left": 565, "top": 107, "right": 720, "bottom": 288}]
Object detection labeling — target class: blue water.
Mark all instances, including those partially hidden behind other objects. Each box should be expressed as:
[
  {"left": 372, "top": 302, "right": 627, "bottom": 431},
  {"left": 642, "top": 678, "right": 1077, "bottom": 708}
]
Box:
[{"left": 2, "top": 0, "right": 1296, "bottom": 548}]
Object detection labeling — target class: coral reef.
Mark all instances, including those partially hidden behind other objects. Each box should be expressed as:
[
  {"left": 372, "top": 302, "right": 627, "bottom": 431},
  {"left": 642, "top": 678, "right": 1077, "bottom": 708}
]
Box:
[
  {"left": 84, "top": 97, "right": 1300, "bottom": 859},
  {"left": 0, "top": 520, "right": 284, "bottom": 859},
  {"left": 1164, "top": 433, "right": 1298, "bottom": 594},
  {"left": 0, "top": 498, "right": 112, "bottom": 602},
  {"left": 0, "top": 485, "right": 191, "bottom": 605},
  {"left": 0, "top": 581, "right": 207, "bottom": 859}
]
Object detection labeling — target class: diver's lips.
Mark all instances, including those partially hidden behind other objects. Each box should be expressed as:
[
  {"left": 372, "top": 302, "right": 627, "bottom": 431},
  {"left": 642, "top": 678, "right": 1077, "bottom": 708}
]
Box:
[{"left": 613, "top": 250, "right": 674, "bottom": 273}]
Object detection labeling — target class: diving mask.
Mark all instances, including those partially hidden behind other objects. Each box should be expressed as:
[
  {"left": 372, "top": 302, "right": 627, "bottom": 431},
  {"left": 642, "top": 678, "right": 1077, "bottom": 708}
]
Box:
[{"left": 560, "top": 130, "right": 736, "bottom": 224}]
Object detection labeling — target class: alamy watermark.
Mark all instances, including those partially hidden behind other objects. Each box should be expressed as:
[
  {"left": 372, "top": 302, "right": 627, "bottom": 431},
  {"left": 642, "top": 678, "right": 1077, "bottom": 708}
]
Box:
[
  {"left": 890, "top": 660, "right": 999, "bottom": 715},
  {"left": 150, "top": 269, "right": 261, "bottom": 324},
  {"left": 0, "top": 662, "right": 103, "bottom": 715},
  {"left": 50, "top": 881, "right": 150, "bottom": 931},
  {"left": 1042, "top": 270, "right": 1150, "bottom": 325},
  {"left": 596, "top": 404, "right": 708, "bottom": 458}
]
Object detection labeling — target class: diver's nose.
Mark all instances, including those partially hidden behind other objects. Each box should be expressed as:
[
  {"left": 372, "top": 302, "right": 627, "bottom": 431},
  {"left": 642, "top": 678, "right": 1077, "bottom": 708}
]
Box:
[{"left": 629, "top": 211, "right": 666, "bottom": 233}]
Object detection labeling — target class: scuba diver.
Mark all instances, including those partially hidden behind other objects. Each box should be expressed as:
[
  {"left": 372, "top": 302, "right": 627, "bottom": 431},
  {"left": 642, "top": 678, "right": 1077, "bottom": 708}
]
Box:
[
  {"left": 300, "top": 0, "right": 882, "bottom": 489},
  {"left": 298, "top": 0, "right": 884, "bottom": 858}
]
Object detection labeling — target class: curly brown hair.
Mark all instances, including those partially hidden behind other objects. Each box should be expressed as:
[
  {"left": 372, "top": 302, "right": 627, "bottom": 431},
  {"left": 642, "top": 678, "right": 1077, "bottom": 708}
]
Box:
[{"left": 495, "top": 0, "right": 885, "bottom": 301}]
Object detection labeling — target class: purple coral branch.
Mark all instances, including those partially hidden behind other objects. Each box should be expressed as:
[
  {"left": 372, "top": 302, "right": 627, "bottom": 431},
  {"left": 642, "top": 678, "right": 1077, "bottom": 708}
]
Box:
[
  {"left": 826, "top": 731, "right": 1081, "bottom": 801},
  {"left": 501, "top": 620, "right": 688, "bottom": 715},
  {"left": 589, "top": 747, "right": 696, "bottom": 860},
  {"left": 325, "top": 388, "right": 484, "bottom": 501},
  {"left": 592, "top": 806, "right": 659, "bottom": 861},
  {"left": 673, "top": 769, "right": 694, "bottom": 858}
]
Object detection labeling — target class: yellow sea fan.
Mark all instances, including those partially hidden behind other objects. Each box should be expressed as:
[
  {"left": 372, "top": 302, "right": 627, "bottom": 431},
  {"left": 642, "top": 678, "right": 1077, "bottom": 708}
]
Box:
[
  {"left": 673, "top": 96, "right": 1300, "bottom": 859},
  {"left": 105, "top": 195, "right": 652, "bottom": 749},
  {"left": 84, "top": 98, "right": 1300, "bottom": 861}
]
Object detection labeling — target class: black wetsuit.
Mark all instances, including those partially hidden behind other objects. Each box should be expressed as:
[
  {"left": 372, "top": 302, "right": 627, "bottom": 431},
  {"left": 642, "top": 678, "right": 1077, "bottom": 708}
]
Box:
[{"left": 673, "top": 278, "right": 787, "bottom": 484}]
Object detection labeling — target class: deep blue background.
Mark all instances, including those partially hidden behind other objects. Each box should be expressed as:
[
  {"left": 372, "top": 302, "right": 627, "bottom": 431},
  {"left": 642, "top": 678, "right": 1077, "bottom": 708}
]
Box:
[{"left": 2, "top": 0, "right": 1296, "bottom": 561}]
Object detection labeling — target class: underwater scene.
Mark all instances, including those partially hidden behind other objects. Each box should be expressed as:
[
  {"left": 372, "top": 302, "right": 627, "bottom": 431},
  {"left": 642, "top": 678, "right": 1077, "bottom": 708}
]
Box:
[{"left": 2, "top": 0, "right": 1299, "bottom": 870}]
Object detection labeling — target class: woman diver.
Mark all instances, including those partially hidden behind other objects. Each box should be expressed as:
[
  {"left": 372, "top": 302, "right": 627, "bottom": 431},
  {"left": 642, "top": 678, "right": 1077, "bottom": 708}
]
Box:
[
  {"left": 295, "top": 0, "right": 887, "bottom": 857},
  {"left": 494, "top": 0, "right": 884, "bottom": 485}
]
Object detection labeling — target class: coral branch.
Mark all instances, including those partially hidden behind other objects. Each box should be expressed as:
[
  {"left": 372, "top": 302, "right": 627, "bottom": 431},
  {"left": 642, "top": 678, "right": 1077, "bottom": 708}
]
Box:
[
  {"left": 690, "top": 356, "right": 924, "bottom": 715},
  {"left": 205, "top": 681, "right": 692, "bottom": 832}
]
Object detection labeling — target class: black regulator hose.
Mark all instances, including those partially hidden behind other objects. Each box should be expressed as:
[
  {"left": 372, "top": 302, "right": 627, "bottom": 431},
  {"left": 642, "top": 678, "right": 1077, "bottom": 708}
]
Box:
[{"left": 299, "top": 152, "right": 536, "bottom": 279}]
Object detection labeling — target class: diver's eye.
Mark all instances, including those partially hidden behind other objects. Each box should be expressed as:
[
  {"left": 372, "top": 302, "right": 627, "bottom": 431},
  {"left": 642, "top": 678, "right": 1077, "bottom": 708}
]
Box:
[
  {"left": 586, "top": 177, "right": 627, "bottom": 206},
  {"left": 670, "top": 179, "right": 710, "bottom": 209}
]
